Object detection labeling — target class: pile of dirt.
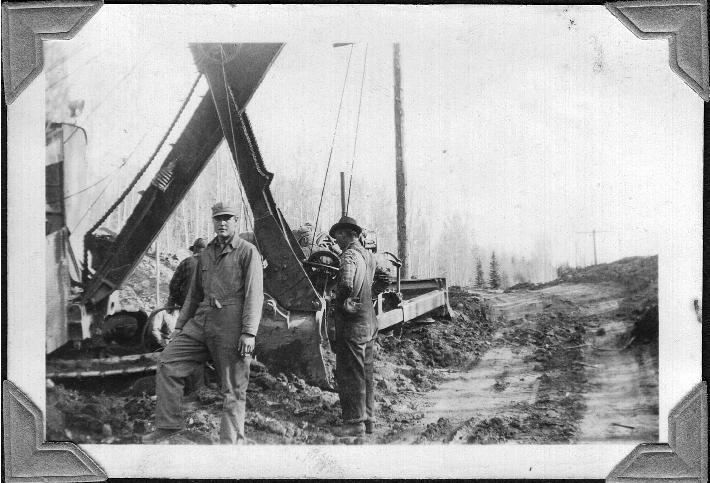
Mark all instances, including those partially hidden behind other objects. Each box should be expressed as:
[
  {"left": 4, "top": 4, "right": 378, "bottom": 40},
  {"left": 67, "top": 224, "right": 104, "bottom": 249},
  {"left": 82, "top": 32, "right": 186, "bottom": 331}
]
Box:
[
  {"left": 418, "top": 417, "right": 454, "bottom": 442},
  {"left": 568, "top": 257, "right": 658, "bottom": 346},
  {"left": 449, "top": 415, "right": 520, "bottom": 444},
  {"left": 124, "top": 254, "right": 176, "bottom": 311},
  {"left": 508, "top": 256, "right": 658, "bottom": 347},
  {"left": 377, "top": 290, "right": 495, "bottom": 372},
  {"left": 507, "top": 315, "right": 586, "bottom": 368},
  {"left": 555, "top": 256, "right": 657, "bottom": 293},
  {"left": 506, "top": 281, "right": 544, "bottom": 291},
  {"left": 47, "top": 365, "right": 342, "bottom": 445},
  {"left": 46, "top": 380, "right": 155, "bottom": 443}
]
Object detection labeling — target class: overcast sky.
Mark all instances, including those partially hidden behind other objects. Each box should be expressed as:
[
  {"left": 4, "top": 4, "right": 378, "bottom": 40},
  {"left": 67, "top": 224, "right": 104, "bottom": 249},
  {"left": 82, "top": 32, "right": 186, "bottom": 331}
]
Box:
[{"left": 52, "top": 4, "right": 703, "bottom": 266}]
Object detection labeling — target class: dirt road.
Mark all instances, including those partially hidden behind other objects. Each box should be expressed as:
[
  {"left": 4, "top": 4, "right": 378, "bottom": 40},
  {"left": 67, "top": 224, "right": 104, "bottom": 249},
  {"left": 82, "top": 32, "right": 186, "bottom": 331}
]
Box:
[{"left": 392, "top": 282, "right": 658, "bottom": 444}]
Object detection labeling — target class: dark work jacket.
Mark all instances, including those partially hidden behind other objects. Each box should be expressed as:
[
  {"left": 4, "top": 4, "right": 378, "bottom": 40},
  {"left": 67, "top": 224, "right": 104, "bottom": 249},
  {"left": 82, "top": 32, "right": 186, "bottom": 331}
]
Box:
[
  {"left": 334, "top": 241, "right": 377, "bottom": 344},
  {"left": 168, "top": 255, "right": 199, "bottom": 307},
  {"left": 175, "top": 235, "right": 264, "bottom": 343}
]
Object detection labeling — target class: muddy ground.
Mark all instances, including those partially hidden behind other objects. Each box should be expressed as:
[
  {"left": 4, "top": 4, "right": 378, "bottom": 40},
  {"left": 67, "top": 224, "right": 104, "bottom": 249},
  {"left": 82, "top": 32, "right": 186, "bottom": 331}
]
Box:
[
  {"left": 46, "top": 256, "right": 658, "bottom": 445},
  {"left": 46, "top": 289, "right": 494, "bottom": 444}
]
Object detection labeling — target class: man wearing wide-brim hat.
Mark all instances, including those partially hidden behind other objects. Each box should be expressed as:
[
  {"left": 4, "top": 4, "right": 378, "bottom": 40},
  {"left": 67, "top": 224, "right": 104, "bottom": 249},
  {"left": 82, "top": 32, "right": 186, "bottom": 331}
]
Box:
[
  {"left": 143, "top": 202, "right": 264, "bottom": 444},
  {"left": 328, "top": 215, "right": 378, "bottom": 437},
  {"left": 168, "top": 237, "right": 207, "bottom": 309},
  {"left": 164, "top": 236, "right": 209, "bottom": 399}
]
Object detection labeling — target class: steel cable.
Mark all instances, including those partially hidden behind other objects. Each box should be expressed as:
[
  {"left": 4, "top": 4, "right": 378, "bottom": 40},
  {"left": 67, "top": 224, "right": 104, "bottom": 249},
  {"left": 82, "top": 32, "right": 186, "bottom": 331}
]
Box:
[
  {"left": 219, "top": 46, "right": 259, "bottom": 251},
  {"left": 346, "top": 43, "right": 368, "bottom": 215},
  {"left": 311, "top": 44, "right": 354, "bottom": 253}
]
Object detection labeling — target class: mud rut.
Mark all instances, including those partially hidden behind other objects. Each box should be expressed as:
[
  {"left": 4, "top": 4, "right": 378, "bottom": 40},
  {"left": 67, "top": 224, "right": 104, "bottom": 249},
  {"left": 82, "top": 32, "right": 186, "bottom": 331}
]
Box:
[{"left": 386, "top": 283, "right": 658, "bottom": 444}]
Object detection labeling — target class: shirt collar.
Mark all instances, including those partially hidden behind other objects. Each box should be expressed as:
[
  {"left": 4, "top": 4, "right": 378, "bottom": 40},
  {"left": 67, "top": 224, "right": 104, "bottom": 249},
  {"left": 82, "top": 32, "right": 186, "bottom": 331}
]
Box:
[
  {"left": 209, "top": 234, "right": 238, "bottom": 250},
  {"left": 346, "top": 240, "right": 363, "bottom": 251}
]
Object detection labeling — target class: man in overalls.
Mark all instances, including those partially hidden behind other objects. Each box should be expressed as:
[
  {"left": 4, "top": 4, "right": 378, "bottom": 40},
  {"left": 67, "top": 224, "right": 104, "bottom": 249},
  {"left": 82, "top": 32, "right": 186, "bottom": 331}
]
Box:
[
  {"left": 142, "top": 202, "right": 264, "bottom": 444},
  {"left": 329, "top": 215, "right": 378, "bottom": 437}
]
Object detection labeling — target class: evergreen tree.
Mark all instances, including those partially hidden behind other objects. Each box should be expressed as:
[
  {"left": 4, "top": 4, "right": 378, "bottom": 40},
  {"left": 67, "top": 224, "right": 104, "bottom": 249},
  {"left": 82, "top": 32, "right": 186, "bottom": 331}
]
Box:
[
  {"left": 475, "top": 258, "right": 486, "bottom": 288},
  {"left": 489, "top": 251, "right": 501, "bottom": 289}
]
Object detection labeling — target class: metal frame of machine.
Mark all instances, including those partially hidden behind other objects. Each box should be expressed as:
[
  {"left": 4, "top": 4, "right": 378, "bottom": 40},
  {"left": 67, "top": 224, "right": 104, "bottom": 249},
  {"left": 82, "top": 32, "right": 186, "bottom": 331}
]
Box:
[{"left": 46, "top": 43, "right": 452, "bottom": 388}]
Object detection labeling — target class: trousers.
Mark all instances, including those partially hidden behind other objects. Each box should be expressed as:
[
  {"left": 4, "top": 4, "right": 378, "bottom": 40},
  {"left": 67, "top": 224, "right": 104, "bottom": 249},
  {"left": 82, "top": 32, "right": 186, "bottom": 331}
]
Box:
[
  {"left": 184, "top": 363, "right": 205, "bottom": 395},
  {"left": 335, "top": 337, "right": 375, "bottom": 424},
  {"left": 155, "top": 317, "right": 250, "bottom": 444}
]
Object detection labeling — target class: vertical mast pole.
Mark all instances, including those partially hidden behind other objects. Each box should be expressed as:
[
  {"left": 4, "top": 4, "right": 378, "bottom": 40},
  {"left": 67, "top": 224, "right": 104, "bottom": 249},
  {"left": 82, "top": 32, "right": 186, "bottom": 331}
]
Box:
[{"left": 393, "top": 43, "right": 409, "bottom": 278}]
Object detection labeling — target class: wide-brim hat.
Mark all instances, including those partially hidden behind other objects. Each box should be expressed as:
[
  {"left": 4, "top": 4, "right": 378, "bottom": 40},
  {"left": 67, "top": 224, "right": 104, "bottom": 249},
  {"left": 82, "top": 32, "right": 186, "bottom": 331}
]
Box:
[
  {"left": 329, "top": 215, "right": 363, "bottom": 237},
  {"left": 211, "top": 202, "right": 238, "bottom": 218},
  {"left": 189, "top": 237, "right": 206, "bottom": 252}
]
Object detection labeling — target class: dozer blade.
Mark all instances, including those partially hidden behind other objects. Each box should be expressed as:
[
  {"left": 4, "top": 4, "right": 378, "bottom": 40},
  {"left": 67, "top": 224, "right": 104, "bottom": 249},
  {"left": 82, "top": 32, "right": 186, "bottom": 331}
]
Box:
[{"left": 378, "top": 278, "right": 453, "bottom": 331}]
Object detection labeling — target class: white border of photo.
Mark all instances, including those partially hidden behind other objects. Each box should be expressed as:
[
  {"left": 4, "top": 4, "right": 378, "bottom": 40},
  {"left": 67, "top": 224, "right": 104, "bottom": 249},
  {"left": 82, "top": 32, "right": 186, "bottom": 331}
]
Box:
[{"left": 5, "top": 3, "right": 703, "bottom": 479}]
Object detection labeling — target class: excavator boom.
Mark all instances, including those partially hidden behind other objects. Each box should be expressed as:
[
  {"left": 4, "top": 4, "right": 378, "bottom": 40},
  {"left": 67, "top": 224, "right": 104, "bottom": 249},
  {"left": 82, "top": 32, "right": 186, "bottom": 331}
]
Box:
[{"left": 83, "top": 43, "right": 285, "bottom": 307}]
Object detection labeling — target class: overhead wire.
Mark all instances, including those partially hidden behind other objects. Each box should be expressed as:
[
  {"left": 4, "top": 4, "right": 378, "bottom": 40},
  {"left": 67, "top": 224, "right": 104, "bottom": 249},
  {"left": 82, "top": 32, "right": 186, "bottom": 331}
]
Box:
[
  {"left": 229, "top": 157, "right": 254, "bottom": 233},
  {"left": 81, "top": 61, "right": 142, "bottom": 121},
  {"left": 47, "top": 46, "right": 108, "bottom": 89},
  {"left": 46, "top": 42, "right": 94, "bottom": 76},
  {"left": 64, "top": 161, "right": 122, "bottom": 200},
  {"left": 70, "top": 133, "right": 147, "bottom": 232},
  {"left": 63, "top": 133, "right": 148, "bottom": 200},
  {"left": 219, "top": 46, "right": 258, "bottom": 248},
  {"left": 346, "top": 43, "right": 368, "bottom": 215},
  {"left": 62, "top": 59, "right": 143, "bottom": 146},
  {"left": 71, "top": 171, "right": 117, "bottom": 234},
  {"left": 84, "top": 72, "right": 203, "bottom": 236},
  {"left": 311, "top": 44, "right": 355, "bottom": 253}
]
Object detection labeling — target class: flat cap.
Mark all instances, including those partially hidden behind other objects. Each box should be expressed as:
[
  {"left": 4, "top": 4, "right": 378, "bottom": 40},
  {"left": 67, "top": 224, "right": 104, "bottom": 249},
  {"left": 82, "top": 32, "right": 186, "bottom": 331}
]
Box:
[{"left": 211, "top": 202, "right": 238, "bottom": 218}]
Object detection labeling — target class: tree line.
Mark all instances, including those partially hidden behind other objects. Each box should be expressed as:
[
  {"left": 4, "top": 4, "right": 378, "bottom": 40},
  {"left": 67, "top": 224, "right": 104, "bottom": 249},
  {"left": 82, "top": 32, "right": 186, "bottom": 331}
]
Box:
[{"left": 406, "top": 210, "right": 556, "bottom": 289}]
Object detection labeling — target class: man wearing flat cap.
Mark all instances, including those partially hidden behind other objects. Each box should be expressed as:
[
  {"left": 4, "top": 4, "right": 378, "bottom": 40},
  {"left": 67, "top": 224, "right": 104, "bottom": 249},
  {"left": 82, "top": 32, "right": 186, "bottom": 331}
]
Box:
[
  {"left": 329, "top": 215, "right": 378, "bottom": 437},
  {"left": 143, "top": 202, "right": 264, "bottom": 444}
]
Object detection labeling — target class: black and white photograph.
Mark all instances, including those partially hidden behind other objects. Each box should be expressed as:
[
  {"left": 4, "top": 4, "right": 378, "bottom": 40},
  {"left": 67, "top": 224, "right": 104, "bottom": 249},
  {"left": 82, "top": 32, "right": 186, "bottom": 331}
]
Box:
[{"left": 4, "top": 3, "right": 705, "bottom": 479}]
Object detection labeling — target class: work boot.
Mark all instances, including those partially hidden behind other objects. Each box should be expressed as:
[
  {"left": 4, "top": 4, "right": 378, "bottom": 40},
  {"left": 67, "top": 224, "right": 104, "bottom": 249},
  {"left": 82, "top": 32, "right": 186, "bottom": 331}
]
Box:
[
  {"left": 141, "top": 428, "right": 182, "bottom": 444},
  {"left": 332, "top": 422, "right": 366, "bottom": 437},
  {"left": 365, "top": 420, "right": 374, "bottom": 434}
]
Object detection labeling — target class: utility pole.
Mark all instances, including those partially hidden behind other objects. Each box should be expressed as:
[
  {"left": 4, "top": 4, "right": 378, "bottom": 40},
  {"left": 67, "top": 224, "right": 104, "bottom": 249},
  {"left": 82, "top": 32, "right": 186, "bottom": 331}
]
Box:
[
  {"left": 340, "top": 171, "right": 347, "bottom": 216},
  {"left": 576, "top": 229, "right": 614, "bottom": 266},
  {"left": 393, "top": 43, "right": 408, "bottom": 278}
]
